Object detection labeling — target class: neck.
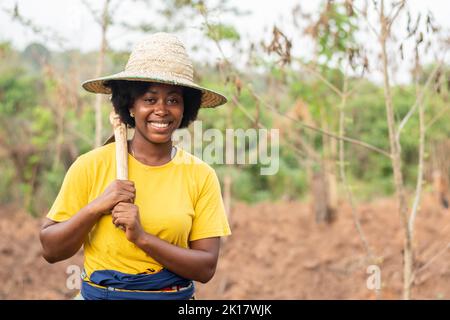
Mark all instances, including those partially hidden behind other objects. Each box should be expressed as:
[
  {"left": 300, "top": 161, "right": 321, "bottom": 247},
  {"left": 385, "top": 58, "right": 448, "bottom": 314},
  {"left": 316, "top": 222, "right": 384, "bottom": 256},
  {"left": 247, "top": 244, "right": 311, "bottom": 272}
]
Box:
[{"left": 129, "top": 133, "right": 173, "bottom": 166}]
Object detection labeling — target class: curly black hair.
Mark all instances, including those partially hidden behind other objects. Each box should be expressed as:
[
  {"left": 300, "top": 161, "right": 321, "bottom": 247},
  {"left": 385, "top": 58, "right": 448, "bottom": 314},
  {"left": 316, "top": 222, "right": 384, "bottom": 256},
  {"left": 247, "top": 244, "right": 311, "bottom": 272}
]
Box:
[{"left": 105, "top": 80, "right": 202, "bottom": 129}]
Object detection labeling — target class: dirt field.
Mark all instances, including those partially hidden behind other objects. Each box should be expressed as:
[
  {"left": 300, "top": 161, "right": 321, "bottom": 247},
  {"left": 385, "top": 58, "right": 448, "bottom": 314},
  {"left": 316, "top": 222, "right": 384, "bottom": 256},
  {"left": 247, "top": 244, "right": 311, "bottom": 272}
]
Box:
[{"left": 0, "top": 195, "right": 449, "bottom": 300}]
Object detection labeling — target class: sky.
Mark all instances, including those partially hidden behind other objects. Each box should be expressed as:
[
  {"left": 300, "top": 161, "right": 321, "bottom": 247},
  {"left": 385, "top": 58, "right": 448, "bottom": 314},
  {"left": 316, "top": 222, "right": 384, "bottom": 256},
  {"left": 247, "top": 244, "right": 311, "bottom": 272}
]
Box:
[
  {"left": 0, "top": 0, "right": 448, "bottom": 49},
  {"left": 0, "top": 0, "right": 448, "bottom": 83}
]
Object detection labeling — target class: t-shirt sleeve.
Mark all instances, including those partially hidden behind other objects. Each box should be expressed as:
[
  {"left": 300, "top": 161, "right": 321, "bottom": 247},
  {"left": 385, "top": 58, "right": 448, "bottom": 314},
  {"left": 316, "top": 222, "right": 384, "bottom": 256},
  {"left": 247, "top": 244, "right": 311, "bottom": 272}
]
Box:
[
  {"left": 189, "top": 169, "right": 232, "bottom": 241},
  {"left": 47, "top": 155, "right": 90, "bottom": 222}
]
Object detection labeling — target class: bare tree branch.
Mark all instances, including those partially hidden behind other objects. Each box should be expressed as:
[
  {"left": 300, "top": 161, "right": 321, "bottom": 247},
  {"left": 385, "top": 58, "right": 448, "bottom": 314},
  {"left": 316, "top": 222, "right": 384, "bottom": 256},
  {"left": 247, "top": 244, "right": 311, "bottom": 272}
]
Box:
[
  {"left": 295, "top": 59, "right": 344, "bottom": 98},
  {"left": 425, "top": 104, "right": 450, "bottom": 130},
  {"left": 199, "top": 5, "right": 231, "bottom": 67},
  {"left": 231, "top": 96, "right": 315, "bottom": 168},
  {"left": 396, "top": 55, "right": 447, "bottom": 140},
  {"left": 387, "top": 0, "right": 406, "bottom": 32},
  {"left": 81, "top": 0, "right": 102, "bottom": 25},
  {"left": 352, "top": 2, "right": 379, "bottom": 37},
  {"left": 408, "top": 75, "right": 426, "bottom": 240},
  {"left": 249, "top": 88, "right": 392, "bottom": 158},
  {"left": 413, "top": 243, "right": 450, "bottom": 280}
]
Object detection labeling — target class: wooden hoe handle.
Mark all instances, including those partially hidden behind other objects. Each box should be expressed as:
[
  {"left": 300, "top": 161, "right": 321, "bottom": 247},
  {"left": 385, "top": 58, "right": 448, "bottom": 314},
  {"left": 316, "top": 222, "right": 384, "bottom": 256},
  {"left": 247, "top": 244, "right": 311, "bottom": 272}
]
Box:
[{"left": 109, "top": 111, "right": 128, "bottom": 180}]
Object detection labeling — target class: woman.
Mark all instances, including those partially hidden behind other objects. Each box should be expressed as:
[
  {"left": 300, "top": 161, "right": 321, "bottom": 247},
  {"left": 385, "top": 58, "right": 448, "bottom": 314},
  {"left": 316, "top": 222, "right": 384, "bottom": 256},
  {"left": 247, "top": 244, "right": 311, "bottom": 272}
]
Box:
[{"left": 39, "top": 33, "right": 231, "bottom": 300}]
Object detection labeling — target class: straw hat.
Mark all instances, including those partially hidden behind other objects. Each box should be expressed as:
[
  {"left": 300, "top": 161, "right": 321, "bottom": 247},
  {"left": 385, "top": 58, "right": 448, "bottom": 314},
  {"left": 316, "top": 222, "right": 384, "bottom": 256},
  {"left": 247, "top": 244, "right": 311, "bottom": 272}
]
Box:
[{"left": 82, "top": 32, "right": 227, "bottom": 108}]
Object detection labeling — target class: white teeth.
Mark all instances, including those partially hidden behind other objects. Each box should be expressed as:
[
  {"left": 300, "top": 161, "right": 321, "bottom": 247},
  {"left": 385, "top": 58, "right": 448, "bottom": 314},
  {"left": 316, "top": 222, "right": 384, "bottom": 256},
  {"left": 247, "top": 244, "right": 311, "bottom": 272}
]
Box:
[{"left": 150, "top": 122, "right": 169, "bottom": 128}]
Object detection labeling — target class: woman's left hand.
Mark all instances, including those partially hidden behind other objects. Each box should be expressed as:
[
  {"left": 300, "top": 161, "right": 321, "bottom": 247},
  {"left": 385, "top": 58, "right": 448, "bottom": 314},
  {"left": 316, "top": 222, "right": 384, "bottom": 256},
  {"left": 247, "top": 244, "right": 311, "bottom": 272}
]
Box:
[{"left": 112, "top": 202, "right": 145, "bottom": 243}]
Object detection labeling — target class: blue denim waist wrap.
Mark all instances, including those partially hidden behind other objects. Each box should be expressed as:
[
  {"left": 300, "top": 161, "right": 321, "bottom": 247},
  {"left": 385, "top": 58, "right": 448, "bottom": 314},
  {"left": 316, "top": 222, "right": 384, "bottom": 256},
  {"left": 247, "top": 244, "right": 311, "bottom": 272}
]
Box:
[{"left": 80, "top": 269, "right": 195, "bottom": 300}]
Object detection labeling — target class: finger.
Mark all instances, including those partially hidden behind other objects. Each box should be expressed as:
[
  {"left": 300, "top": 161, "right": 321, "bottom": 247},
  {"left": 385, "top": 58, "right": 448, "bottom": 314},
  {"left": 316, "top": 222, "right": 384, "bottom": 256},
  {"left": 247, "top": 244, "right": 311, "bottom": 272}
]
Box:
[
  {"left": 114, "top": 195, "right": 134, "bottom": 206},
  {"left": 114, "top": 222, "right": 125, "bottom": 231},
  {"left": 122, "top": 185, "right": 136, "bottom": 194},
  {"left": 112, "top": 217, "right": 126, "bottom": 230},
  {"left": 113, "top": 201, "right": 128, "bottom": 209},
  {"left": 117, "top": 179, "right": 134, "bottom": 184},
  {"left": 121, "top": 197, "right": 134, "bottom": 204},
  {"left": 115, "top": 181, "right": 135, "bottom": 194},
  {"left": 114, "top": 218, "right": 128, "bottom": 229},
  {"left": 118, "top": 180, "right": 135, "bottom": 189},
  {"left": 117, "top": 185, "right": 135, "bottom": 195},
  {"left": 111, "top": 204, "right": 122, "bottom": 214},
  {"left": 111, "top": 211, "right": 121, "bottom": 220},
  {"left": 119, "top": 191, "right": 135, "bottom": 201},
  {"left": 112, "top": 210, "right": 134, "bottom": 220},
  {"left": 114, "top": 201, "right": 135, "bottom": 211},
  {"left": 111, "top": 209, "right": 125, "bottom": 219},
  {"left": 112, "top": 215, "right": 121, "bottom": 225}
]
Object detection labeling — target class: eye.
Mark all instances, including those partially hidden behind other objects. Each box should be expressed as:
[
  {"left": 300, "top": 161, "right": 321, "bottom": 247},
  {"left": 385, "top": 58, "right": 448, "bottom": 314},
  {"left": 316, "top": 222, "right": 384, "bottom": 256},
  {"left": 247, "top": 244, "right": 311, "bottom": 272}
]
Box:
[
  {"left": 168, "top": 96, "right": 183, "bottom": 104},
  {"left": 144, "top": 98, "right": 157, "bottom": 104}
]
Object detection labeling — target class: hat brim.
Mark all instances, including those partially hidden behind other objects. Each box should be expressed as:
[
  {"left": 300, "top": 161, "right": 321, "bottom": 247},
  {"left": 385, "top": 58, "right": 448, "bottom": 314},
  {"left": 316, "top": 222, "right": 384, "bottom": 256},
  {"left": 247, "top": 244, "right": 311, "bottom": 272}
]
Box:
[{"left": 82, "top": 73, "right": 227, "bottom": 108}]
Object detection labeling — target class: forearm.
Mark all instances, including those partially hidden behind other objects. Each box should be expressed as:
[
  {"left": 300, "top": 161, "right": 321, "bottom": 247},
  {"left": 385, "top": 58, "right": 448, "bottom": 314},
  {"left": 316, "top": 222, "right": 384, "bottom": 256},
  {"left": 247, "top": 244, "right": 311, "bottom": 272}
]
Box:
[
  {"left": 135, "top": 233, "right": 216, "bottom": 283},
  {"left": 40, "top": 202, "right": 103, "bottom": 263}
]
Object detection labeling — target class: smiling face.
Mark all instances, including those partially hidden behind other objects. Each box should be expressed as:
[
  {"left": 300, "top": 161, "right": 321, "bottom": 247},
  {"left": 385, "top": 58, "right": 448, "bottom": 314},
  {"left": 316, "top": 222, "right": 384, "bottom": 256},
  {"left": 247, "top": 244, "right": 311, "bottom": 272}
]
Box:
[{"left": 130, "top": 83, "right": 184, "bottom": 145}]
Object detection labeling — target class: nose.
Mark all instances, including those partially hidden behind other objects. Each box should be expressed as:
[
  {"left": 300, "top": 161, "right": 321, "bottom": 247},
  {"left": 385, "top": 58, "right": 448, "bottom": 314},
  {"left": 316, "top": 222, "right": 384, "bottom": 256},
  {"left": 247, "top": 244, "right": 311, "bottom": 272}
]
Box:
[{"left": 153, "top": 99, "right": 169, "bottom": 116}]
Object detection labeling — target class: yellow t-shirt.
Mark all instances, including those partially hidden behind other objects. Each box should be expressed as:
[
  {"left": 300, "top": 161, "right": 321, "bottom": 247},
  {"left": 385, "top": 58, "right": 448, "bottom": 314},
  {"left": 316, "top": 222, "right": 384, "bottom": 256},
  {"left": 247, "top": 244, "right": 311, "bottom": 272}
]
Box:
[{"left": 47, "top": 142, "right": 231, "bottom": 278}]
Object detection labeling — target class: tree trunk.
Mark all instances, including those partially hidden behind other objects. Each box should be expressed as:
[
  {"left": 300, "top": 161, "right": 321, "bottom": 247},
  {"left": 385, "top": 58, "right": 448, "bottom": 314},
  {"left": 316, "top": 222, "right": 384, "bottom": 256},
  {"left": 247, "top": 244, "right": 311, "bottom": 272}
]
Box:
[
  {"left": 312, "top": 168, "right": 334, "bottom": 224},
  {"left": 379, "top": 3, "right": 412, "bottom": 299},
  {"left": 328, "top": 133, "right": 339, "bottom": 209},
  {"left": 312, "top": 109, "right": 335, "bottom": 225}
]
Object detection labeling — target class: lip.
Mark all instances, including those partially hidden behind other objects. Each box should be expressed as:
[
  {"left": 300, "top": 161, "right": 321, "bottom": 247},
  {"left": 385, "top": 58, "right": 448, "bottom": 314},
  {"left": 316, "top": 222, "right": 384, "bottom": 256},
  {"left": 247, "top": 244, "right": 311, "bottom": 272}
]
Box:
[{"left": 147, "top": 120, "right": 173, "bottom": 133}]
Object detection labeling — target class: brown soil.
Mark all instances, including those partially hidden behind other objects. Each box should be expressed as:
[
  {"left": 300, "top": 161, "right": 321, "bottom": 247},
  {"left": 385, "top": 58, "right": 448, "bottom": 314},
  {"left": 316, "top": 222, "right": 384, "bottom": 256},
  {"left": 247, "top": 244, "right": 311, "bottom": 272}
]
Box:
[{"left": 1, "top": 195, "right": 449, "bottom": 300}]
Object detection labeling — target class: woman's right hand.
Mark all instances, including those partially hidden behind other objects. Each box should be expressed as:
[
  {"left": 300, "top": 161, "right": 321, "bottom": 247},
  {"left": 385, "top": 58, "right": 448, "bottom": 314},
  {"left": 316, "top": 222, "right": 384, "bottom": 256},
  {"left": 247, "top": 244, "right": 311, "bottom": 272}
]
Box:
[{"left": 89, "top": 180, "right": 136, "bottom": 215}]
